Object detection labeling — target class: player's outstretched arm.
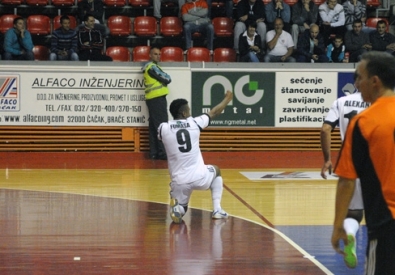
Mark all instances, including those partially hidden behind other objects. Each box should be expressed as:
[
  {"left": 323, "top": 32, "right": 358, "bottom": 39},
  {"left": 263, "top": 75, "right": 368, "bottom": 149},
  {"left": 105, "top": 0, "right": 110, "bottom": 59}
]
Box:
[{"left": 208, "top": 90, "right": 233, "bottom": 119}]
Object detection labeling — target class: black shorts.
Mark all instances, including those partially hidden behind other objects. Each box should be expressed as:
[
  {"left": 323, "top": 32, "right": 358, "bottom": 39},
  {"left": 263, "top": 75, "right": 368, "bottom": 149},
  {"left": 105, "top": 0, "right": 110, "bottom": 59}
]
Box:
[{"left": 365, "top": 220, "right": 395, "bottom": 275}]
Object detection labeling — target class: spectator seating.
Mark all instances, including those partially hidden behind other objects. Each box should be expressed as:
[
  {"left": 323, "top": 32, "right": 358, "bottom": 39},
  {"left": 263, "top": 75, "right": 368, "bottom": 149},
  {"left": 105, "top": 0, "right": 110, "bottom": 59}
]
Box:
[
  {"left": 33, "top": 45, "right": 50, "bottom": 60},
  {"left": 25, "top": 0, "right": 49, "bottom": 5},
  {"left": 132, "top": 45, "right": 150, "bottom": 61},
  {"left": 53, "top": 15, "right": 77, "bottom": 30},
  {"left": 0, "top": 0, "right": 24, "bottom": 4},
  {"left": 160, "top": 46, "right": 184, "bottom": 61},
  {"left": 160, "top": 16, "right": 183, "bottom": 37},
  {"left": 366, "top": 17, "right": 389, "bottom": 31},
  {"left": 312, "top": 0, "right": 325, "bottom": 5},
  {"left": 133, "top": 16, "right": 157, "bottom": 36},
  {"left": 103, "top": 0, "right": 128, "bottom": 7},
  {"left": 129, "top": 0, "right": 151, "bottom": 7},
  {"left": 366, "top": 0, "right": 381, "bottom": 7},
  {"left": 284, "top": 0, "right": 298, "bottom": 5},
  {"left": 0, "top": 14, "right": 19, "bottom": 34},
  {"left": 107, "top": 15, "right": 133, "bottom": 36},
  {"left": 51, "top": 0, "right": 75, "bottom": 6},
  {"left": 213, "top": 48, "right": 236, "bottom": 62},
  {"left": 106, "top": 46, "right": 131, "bottom": 61},
  {"left": 187, "top": 47, "right": 211, "bottom": 62},
  {"left": 27, "top": 15, "right": 51, "bottom": 36},
  {"left": 212, "top": 17, "right": 233, "bottom": 37}
]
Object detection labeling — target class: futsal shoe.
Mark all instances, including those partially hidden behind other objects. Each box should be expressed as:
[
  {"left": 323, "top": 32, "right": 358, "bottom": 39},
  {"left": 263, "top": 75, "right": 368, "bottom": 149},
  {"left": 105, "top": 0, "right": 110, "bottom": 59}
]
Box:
[
  {"left": 212, "top": 209, "right": 229, "bottom": 219},
  {"left": 170, "top": 198, "right": 183, "bottom": 224},
  {"left": 344, "top": 234, "right": 357, "bottom": 268}
]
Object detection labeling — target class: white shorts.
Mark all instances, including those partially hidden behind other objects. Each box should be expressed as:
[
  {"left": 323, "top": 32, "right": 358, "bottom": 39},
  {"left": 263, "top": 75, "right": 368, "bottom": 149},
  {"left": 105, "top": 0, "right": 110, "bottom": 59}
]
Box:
[
  {"left": 349, "top": 178, "right": 364, "bottom": 210},
  {"left": 169, "top": 165, "right": 216, "bottom": 206}
]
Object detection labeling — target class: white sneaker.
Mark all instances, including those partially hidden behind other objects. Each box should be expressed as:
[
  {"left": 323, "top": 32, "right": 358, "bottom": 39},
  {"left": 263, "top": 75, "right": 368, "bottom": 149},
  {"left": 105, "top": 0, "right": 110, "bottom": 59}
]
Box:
[
  {"left": 170, "top": 198, "right": 183, "bottom": 224},
  {"left": 212, "top": 209, "right": 228, "bottom": 219}
]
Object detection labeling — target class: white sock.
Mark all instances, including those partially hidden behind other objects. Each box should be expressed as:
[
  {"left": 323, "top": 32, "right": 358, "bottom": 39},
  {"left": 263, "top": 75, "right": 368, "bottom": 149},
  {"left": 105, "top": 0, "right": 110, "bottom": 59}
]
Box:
[
  {"left": 210, "top": 176, "right": 223, "bottom": 212},
  {"left": 343, "top": 218, "right": 360, "bottom": 236}
]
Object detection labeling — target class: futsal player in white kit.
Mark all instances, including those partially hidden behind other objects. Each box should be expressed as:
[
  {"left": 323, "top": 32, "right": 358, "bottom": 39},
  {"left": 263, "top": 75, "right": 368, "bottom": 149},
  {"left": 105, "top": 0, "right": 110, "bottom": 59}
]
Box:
[
  {"left": 158, "top": 90, "right": 233, "bottom": 224},
  {"left": 320, "top": 90, "right": 370, "bottom": 268}
]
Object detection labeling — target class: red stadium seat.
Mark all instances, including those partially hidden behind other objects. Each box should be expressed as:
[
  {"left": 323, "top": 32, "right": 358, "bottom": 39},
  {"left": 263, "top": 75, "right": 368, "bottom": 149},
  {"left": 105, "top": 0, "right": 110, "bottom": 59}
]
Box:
[
  {"left": 212, "top": 17, "right": 233, "bottom": 37},
  {"left": 0, "top": 14, "right": 19, "bottom": 34},
  {"left": 129, "top": 0, "right": 150, "bottom": 7},
  {"left": 0, "top": 0, "right": 24, "bottom": 4},
  {"left": 213, "top": 48, "right": 236, "bottom": 62},
  {"left": 312, "top": 0, "right": 325, "bottom": 5},
  {"left": 106, "top": 46, "right": 131, "bottom": 62},
  {"left": 103, "top": 0, "right": 127, "bottom": 7},
  {"left": 25, "top": 0, "right": 49, "bottom": 5},
  {"left": 132, "top": 46, "right": 151, "bottom": 62},
  {"left": 51, "top": 0, "right": 75, "bottom": 6},
  {"left": 107, "top": 15, "right": 133, "bottom": 36},
  {"left": 160, "top": 47, "right": 184, "bottom": 62},
  {"left": 134, "top": 16, "right": 157, "bottom": 36},
  {"left": 27, "top": 15, "right": 51, "bottom": 35},
  {"left": 211, "top": 1, "right": 225, "bottom": 7},
  {"left": 53, "top": 15, "right": 77, "bottom": 30},
  {"left": 366, "top": 17, "right": 389, "bottom": 31},
  {"left": 33, "top": 45, "right": 50, "bottom": 60},
  {"left": 366, "top": 0, "right": 381, "bottom": 7},
  {"left": 187, "top": 47, "right": 211, "bottom": 62},
  {"left": 283, "top": 0, "right": 298, "bottom": 5},
  {"left": 160, "top": 16, "right": 182, "bottom": 37}
]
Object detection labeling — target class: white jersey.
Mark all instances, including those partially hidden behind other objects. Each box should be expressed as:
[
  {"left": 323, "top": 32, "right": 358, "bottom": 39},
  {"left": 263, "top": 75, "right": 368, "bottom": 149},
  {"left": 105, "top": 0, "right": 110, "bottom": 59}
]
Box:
[
  {"left": 324, "top": 92, "right": 370, "bottom": 140},
  {"left": 158, "top": 114, "right": 210, "bottom": 184}
]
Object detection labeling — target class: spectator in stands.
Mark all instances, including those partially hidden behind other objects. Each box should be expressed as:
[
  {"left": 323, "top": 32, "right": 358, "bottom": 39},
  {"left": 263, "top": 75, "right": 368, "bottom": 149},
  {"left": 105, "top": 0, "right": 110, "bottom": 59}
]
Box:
[
  {"left": 343, "top": 0, "right": 373, "bottom": 33},
  {"left": 370, "top": 19, "right": 395, "bottom": 56},
  {"left": 77, "top": 14, "right": 112, "bottom": 61},
  {"left": 78, "top": 0, "right": 104, "bottom": 24},
  {"left": 153, "top": 0, "right": 185, "bottom": 19},
  {"left": 326, "top": 34, "right": 347, "bottom": 62},
  {"left": 344, "top": 19, "right": 371, "bottom": 62},
  {"left": 264, "top": 17, "right": 295, "bottom": 62},
  {"left": 3, "top": 17, "right": 34, "bottom": 61},
  {"left": 206, "top": 0, "right": 234, "bottom": 18},
  {"left": 319, "top": 0, "right": 346, "bottom": 46},
  {"left": 234, "top": 0, "right": 266, "bottom": 53},
  {"left": 181, "top": 0, "right": 214, "bottom": 54},
  {"left": 295, "top": 23, "right": 328, "bottom": 62},
  {"left": 238, "top": 21, "right": 265, "bottom": 62},
  {"left": 265, "top": 0, "right": 291, "bottom": 33},
  {"left": 291, "top": 0, "right": 318, "bottom": 48},
  {"left": 50, "top": 15, "right": 79, "bottom": 61}
]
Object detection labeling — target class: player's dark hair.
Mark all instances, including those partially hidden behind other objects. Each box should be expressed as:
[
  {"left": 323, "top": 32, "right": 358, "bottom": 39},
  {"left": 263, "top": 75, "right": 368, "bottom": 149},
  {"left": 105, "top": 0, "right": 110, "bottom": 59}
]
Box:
[
  {"left": 170, "top": 99, "right": 188, "bottom": 119},
  {"left": 362, "top": 51, "right": 395, "bottom": 89}
]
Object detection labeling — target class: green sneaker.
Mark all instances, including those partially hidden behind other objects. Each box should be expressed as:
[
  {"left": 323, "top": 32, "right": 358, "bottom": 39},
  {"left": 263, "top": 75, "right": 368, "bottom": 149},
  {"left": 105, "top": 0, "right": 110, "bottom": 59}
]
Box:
[
  {"left": 344, "top": 234, "right": 357, "bottom": 268},
  {"left": 170, "top": 198, "right": 183, "bottom": 224}
]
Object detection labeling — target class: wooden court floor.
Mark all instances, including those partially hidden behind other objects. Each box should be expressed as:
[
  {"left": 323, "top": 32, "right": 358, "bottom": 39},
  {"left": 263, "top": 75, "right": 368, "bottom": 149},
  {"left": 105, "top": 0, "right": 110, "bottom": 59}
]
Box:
[{"left": 0, "top": 152, "right": 367, "bottom": 275}]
